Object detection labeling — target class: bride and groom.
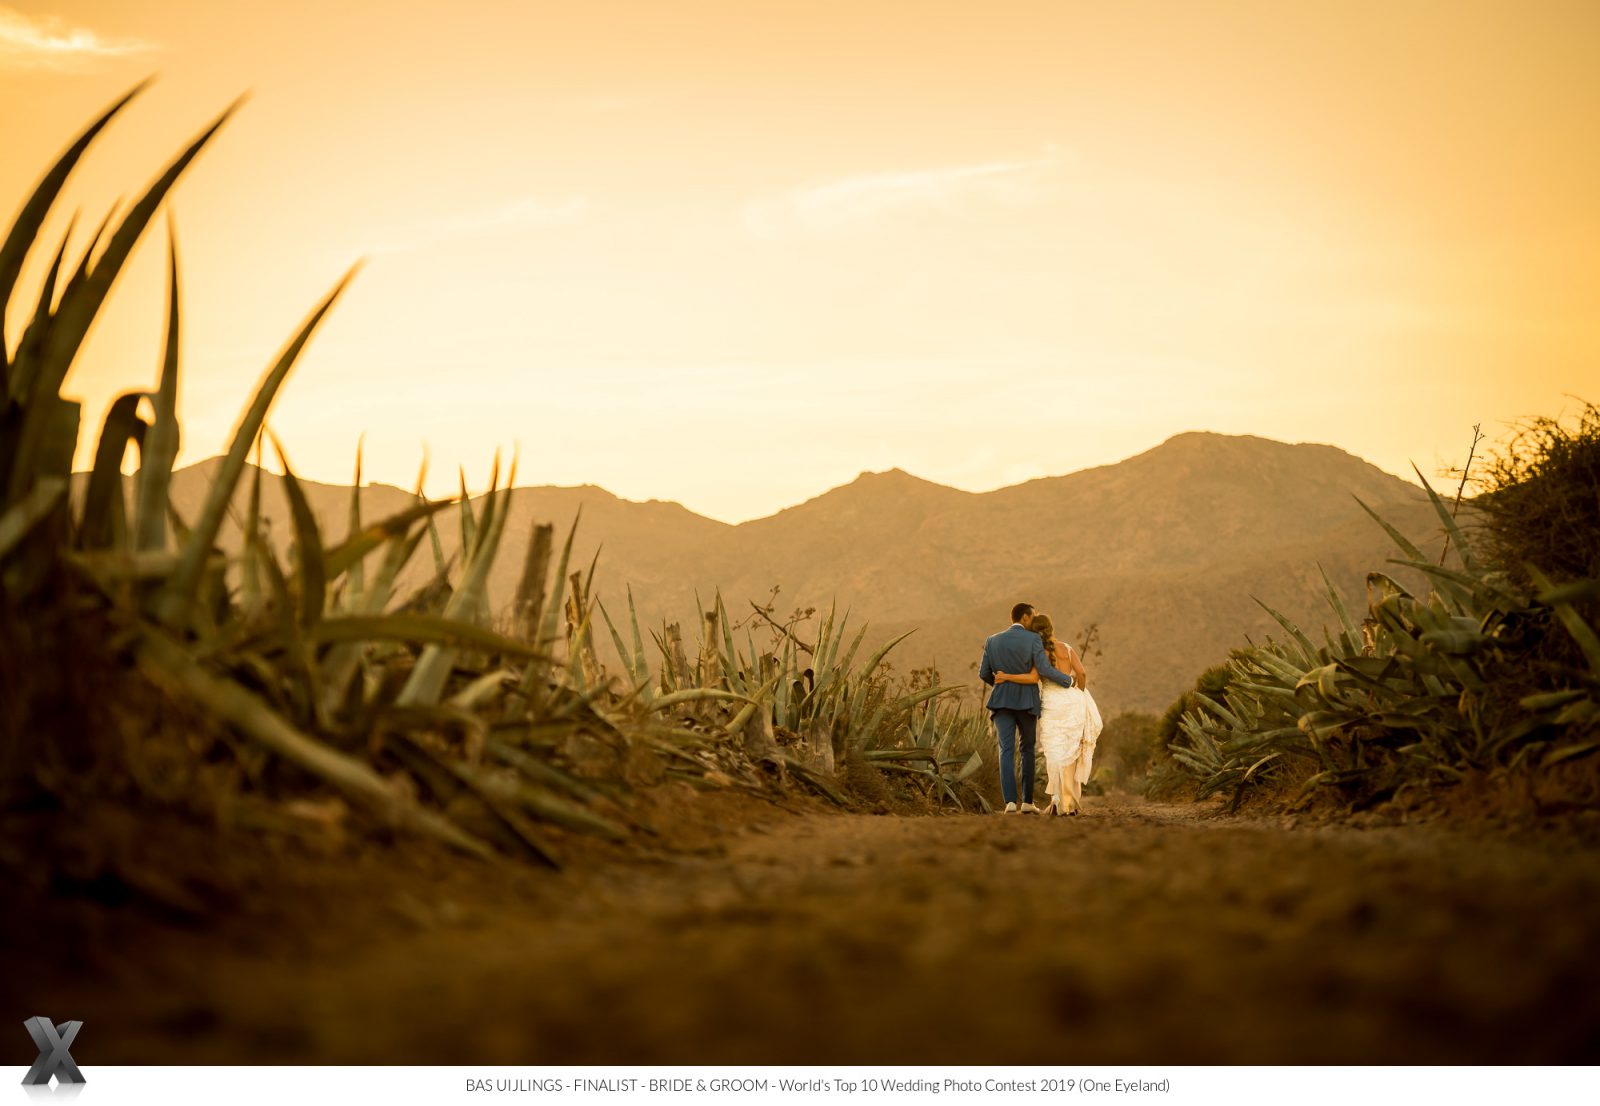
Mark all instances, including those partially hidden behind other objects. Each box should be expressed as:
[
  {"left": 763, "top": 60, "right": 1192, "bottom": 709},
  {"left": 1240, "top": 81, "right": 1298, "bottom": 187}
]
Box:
[{"left": 979, "top": 602, "right": 1104, "bottom": 816}]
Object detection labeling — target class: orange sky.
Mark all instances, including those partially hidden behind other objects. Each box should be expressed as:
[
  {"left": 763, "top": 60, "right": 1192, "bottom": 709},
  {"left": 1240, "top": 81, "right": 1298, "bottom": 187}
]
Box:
[{"left": 3, "top": 0, "right": 1597, "bottom": 521}]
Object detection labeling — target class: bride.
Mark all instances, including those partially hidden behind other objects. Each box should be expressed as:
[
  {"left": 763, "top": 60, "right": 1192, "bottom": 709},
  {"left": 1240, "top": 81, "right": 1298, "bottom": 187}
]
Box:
[{"left": 992, "top": 613, "right": 1103, "bottom": 815}]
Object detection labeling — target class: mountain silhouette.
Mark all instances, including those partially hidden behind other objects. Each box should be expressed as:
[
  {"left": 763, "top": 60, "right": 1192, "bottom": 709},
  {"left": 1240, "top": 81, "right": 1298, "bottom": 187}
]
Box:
[{"left": 161, "top": 432, "right": 1442, "bottom": 713}]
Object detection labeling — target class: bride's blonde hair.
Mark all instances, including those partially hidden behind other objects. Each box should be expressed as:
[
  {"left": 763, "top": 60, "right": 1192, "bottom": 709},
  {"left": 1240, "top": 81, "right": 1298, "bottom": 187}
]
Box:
[{"left": 1031, "top": 613, "right": 1058, "bottom": 665}]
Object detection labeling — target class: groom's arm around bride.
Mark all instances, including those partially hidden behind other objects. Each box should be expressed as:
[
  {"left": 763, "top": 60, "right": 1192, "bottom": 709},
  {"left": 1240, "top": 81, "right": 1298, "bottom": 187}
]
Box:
[
  {"left": 979, "top": 604, "right": 1073, "bottom": 812},
  {"left": 1027, "top": 634, "right": 1075, "bottom": 689},
  {"left": 977, "top": 611, "right": 1074, "bottom": 715}
]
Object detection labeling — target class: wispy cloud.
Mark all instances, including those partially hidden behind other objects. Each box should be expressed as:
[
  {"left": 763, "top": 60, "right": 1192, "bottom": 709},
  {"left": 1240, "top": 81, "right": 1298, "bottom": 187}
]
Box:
[
  {"left": 0, "top": 6, "right": 155, "bottom": 70},
  {"left": 363, "top": 195, "right": 590, "bottom": 255},
  {"left": 742, "top": 149, "right": 1063, "bottom": 238}
]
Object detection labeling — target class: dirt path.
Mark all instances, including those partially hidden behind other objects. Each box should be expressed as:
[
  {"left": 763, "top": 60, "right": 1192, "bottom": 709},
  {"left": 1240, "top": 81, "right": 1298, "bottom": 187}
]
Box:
[{"left": 18, "top": 795, "right": 1600, "bottom": 1064}]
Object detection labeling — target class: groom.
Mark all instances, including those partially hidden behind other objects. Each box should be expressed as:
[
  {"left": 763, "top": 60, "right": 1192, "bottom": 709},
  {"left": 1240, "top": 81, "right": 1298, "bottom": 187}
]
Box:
[{"left": 979, "top": 602, "right": 1075, "bottom": 814}]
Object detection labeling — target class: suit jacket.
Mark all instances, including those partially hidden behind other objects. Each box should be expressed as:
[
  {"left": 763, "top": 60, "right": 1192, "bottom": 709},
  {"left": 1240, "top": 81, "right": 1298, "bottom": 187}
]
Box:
[{"left": 979, "top": 624, "right": 1075, "bottom": 716}]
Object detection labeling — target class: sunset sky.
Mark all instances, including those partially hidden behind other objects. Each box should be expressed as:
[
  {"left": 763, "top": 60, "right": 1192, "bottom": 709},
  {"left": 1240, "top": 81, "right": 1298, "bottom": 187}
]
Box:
[{"left": 2, "top": 1, "right": 1597, "bottom": 522}]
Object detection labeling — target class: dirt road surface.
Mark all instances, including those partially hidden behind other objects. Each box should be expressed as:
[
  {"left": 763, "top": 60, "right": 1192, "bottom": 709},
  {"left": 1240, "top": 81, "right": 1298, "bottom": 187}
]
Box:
[{"left": 13, "top": 795, "right": 1600, "bottom": 1064}]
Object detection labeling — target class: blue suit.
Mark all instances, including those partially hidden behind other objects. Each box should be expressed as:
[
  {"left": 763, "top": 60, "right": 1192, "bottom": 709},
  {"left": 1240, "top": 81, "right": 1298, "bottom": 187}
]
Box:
[{"left": 979, "top": 624, "right": 1075, "bottom": 805}]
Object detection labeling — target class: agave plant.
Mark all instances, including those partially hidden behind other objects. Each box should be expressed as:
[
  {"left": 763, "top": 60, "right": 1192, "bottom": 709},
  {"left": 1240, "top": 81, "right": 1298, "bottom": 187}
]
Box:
[
  {"left": 860, "top": 697, "right": 992, "bottom": 811},
  {"left": 0, "top": 86, "right": 700, "bottom": 863},
  {"left": 590, "top": 589, "right": 992, "bottom": 805},
  {"left": 3, "top": 86, "right": 1011, "bottom": 870},
  {"left": 1167, "top": 467, "right": 1600, "bottom": 807}
]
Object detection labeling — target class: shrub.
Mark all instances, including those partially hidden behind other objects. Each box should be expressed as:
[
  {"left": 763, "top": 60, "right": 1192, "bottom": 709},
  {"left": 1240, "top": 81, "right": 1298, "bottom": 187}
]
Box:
[
  {"left": 1096, "top": 711, "right": 1162, "bottom": 791},
  {"left": 1473, "top": 402, "right": 1600, "bottom": 587}
]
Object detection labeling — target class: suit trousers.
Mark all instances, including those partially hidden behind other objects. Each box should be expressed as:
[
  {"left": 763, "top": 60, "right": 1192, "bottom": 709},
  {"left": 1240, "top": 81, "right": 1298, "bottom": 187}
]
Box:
[{"left": 991, "top": 707, "right": 1037, "bottom": 805}]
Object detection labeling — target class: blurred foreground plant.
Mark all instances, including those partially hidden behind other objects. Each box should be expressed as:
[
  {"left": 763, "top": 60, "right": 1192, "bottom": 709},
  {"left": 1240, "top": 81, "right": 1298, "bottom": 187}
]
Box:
[{"left": 0, "top": 87, "right": 994, "bottom": 871}]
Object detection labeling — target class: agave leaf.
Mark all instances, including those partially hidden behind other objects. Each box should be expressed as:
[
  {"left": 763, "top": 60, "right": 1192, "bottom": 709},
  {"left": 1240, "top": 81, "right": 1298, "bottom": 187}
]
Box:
[
  {"left": 386, "top": 729, "right": 560, "bottom": 866},
  {"left": 596, "top": 598, "right": 642, "bottom": 690},
  {"left": 137, "top": 629, "right": 494, "bottom": 858},
  {"left": 448, "top": 667, "right": 517, "bottom": 711},
  {"left": 396, "top": 467, "right": 515, "bottom": 706},
  {"left": 314, "top": 525, "right": 429, "bottom": 717},
  {"left": 247, "top": 518, "right": 307, "bottom": 685},
  {"left": 38, "top": 99, "right": 240, "bottom": 399},
  {"left": 456, "top": 466, "right": 476, "bottom": 558},
  {"left": 1535, "top": 578, "right": 1600, "bottom": 607},
  {"left": 321, "top": 498, "right": 453, "bottom": 583},
  {"left": 774, "top": 753, "right": 850, "bottom": 806},
  {"left": 1412, "top": 463, "right": 1478, "bottom": 573},
  {"left": 238, "top": 443, "right": 264, "bottom": 613},
  {"left": 1518, "top": 689, "right": 1587, "bottom": 711},
  {"left": 1, "top": 212, "right": 74, "bottom": 421},
  {"left": 344, "top": 438, "right": 364, "bottom": 605},
  {"left": 864, "top": 748, "right": 938, "bottom": 764},
  {"left": 1530, "top": 565, "right": 1600, "bottom": 675},
  {"left": 956, "top": 749, "right": 984, "bottom": 782},
  {"left": 1317, "top": 564, "right": 1360, "bottom": 649},
  {"left": 507, "top": 780, "right": 630, "bottom": 841},
  {"left": 486, "top": 739, "right": 605, "bottom": 803},
  {"left": 895, "top": 684, "right": 961, "bottom": 713},
  {"left": 0, "top": 477, "right": 66, "bottom": 562},
  {"left": 1196, "top": 694, "right": 1244, "bottom": 729},
  {"left": 79, "top": 391, "right": 147, "bottom": 550},
  {"left": 272, "top": 435, "right": 325, "bottom": 629},
  {"left": 424, "top": 492, "right": 447, "bottom": 576},
  {"left": 36, "top": 396, "right": 82, "bottom": 486},
  {"left": 1387, "top": 558, "right": 1522, "bottom": 609},
  {"left": 1252, "top": 597, "right": 1319, "bottom": 661},
  {"left": 831, "top": 619, "right": 869, "bottom": 685},
  {"left": 133, "top": 230, "right": 182, "bottom": 553},
  {"left": 1242, "top": 752, "right": 1282, "bottom": 781},
  {"left": 646, "top": 687, "right": 759, "bottom": 713},
  {"left": 0, "top": 79, "right": 149, "bottom": 368},
  {"left": 155, "top": 265, "right": 358, "bottom": 628},
  {"left": 1542, "top": 741, "right": 1600, "bottom": 768},
  {"left": 856, "top": 628, "right": 913, "bottom": 683},
  {"left": 724, "top": 673, "right": 782, "bottom": 735},
  {"left": 539, "top": 515, "right": 579, "bottom": 647},
  {"left": 1418, "top": 628, "right": 1488, "bottom": 656},
  {"left": 1355, "top": 495, "right": 1428, "bottom": 563},
  {"left": 716, "top": 591, "right": 739, "bottom": 687},
  {"left": 1234, "top": 679, "right": 1304, "bottom": 706},
  {"left": 812, "top": 602, "right": 836, "bottom": 671},
  {"left": 626, "top": 586, "right": 652, "bottom": 703},
  {"left": 821, "top": 607, "right": 858, "bottom": 679},
  {"left": 49, "top": 202, "right": 117, "bottom": 323},
  {"left": 8, "top": 102, "right": 239, "bottom": 506}
]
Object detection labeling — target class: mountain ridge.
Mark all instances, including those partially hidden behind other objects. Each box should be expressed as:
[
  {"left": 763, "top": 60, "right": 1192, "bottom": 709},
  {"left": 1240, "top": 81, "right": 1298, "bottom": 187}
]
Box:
[{"left": 153, "top": 431, "right": 1442, "bottom": 713}]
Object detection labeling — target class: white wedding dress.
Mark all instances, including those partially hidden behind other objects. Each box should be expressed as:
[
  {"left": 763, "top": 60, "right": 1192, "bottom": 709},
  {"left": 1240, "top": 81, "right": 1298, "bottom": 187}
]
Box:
[{"left": 1038, "top": 650, "right": 1103, "bottom": 813}]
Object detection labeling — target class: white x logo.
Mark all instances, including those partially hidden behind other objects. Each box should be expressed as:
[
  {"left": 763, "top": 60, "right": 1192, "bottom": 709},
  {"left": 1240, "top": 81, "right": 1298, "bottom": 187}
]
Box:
[{"left": 22, "top": 1018, "right": 84, "bottom": 1086}]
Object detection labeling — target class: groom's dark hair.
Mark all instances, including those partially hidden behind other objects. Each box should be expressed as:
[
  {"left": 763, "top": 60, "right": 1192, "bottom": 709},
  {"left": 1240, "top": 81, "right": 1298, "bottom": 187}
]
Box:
[{"left": 1011, "top": 602, "right": 1034, "bottom": 623}]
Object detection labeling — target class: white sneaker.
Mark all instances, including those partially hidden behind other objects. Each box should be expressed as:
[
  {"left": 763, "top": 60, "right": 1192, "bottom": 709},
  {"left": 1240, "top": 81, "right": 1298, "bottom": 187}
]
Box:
[
  {"left": 1004, "top": 802, "right": 1018, "bottom": 813},
  {"left": 1020, "top": 802, "right": 1041, "bottom": 814}
]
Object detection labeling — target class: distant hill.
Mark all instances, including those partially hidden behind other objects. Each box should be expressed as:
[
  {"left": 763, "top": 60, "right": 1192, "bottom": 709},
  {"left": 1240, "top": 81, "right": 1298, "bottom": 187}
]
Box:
[{"left": 160, "top": 433, "right": 1444, "bottom": 714}]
